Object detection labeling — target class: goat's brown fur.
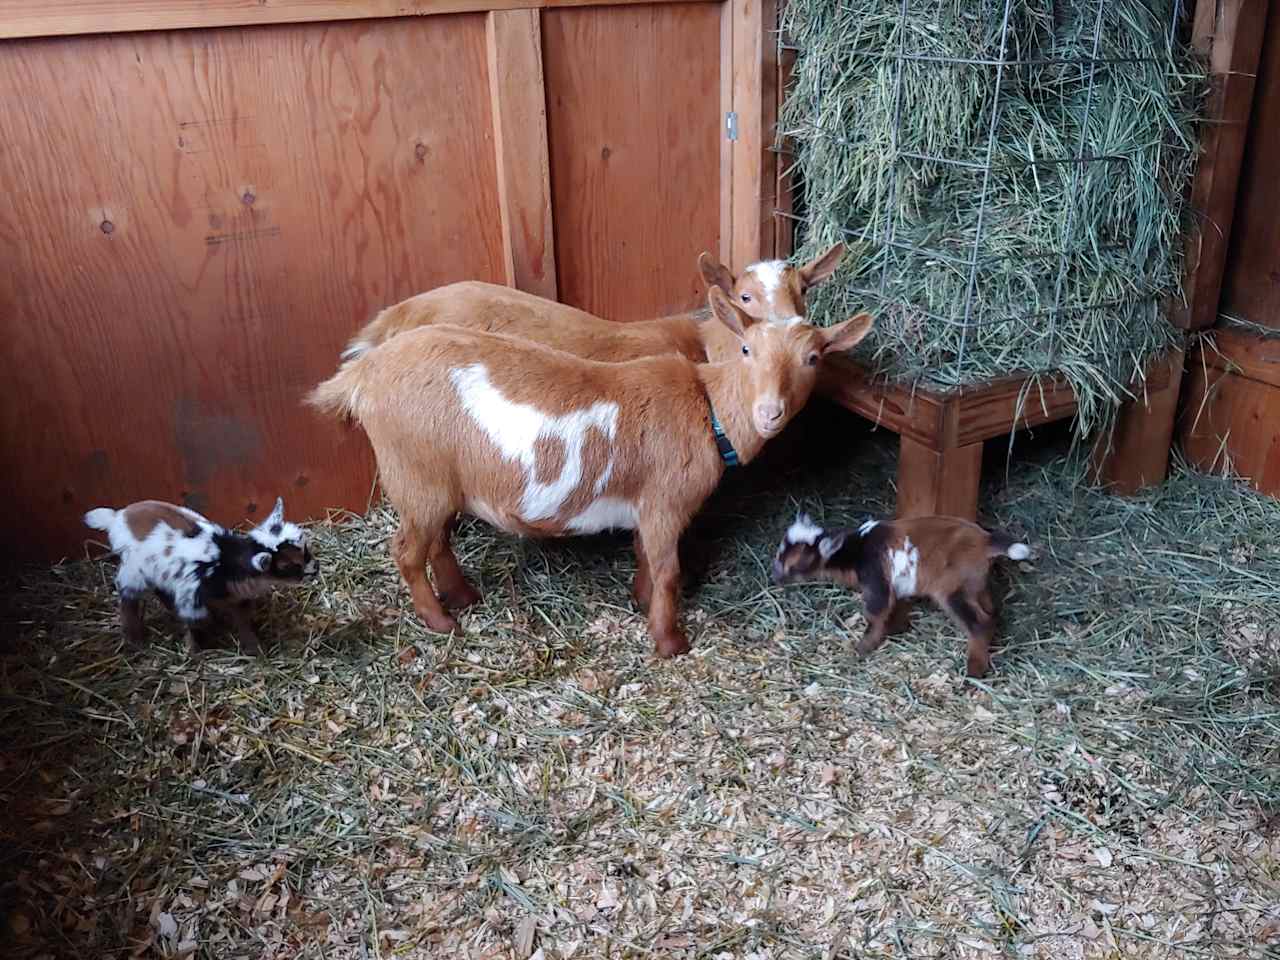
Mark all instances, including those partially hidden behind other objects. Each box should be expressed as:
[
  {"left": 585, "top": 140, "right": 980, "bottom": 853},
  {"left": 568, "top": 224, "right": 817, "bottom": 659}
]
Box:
[
  {"left": 772, "top": 515, "right": 1029, "bottom": 677},
  {"left": 311, "top": 288, "right": 873, "bottom": 658},
  {"left": 340, "top": 245, "right": 845, "bottom": 364}
]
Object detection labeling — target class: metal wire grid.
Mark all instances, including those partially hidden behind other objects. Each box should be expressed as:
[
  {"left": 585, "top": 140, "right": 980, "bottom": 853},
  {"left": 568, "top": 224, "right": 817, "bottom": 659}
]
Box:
[{"left": 774, "top": 0, "right": 1186, "bottom": 383}]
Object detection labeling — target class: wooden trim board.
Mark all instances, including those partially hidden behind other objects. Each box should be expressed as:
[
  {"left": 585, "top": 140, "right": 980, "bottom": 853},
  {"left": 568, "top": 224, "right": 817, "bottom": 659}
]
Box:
[
  {"left": 727, "top": 0, "right": 778, "bottom": 272},
  {"left": 486, "top": 8, "right": 557, "bottom": 299},
  {"left": 1173, "top": 0, "right": 1271, "bottom": 330},
  {"left": 0, "top": 0, "right": 717, "bottom": 41}
]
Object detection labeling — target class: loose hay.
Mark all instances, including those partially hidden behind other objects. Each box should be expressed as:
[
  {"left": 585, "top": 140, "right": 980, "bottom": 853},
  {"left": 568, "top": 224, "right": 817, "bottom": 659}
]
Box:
[
  {"left": 3, "top": 427, "right": 1279, "bottom": 958},
  {"left": 780, "top": 0, "right": 1202, "bottom": 435}
]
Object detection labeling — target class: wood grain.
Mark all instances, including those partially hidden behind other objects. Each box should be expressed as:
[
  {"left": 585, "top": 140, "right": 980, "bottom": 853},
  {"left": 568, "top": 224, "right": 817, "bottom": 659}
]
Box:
[
  {"left": 1219, "top": 1, "right": 1280, "bottom": 330},
  {"left": 816, "top": 357, "right": 946, "bottom": 448},
  {"left": 728, "top": 0, "right": 778, "bottom": 271},
  {"left": 486, "top": 8, "right": 557, "bottom": 298},
  {"left": 0, "top": 0, "right": 715, "bottom": 41},
  {"left": 1173, "top": 0, "right": 1270, "bottom": 330},
  {"left": 1090, "top": 349, "right": 1185, "bottom": 493},
  {"left": 1194, "top": 325, "right": 1280, "bottom": 388},
  {"left": 1181, "top": 362, "right": 1280, "bottom": 496},
  {"left": 0, "top": 16, "right": 505, "bottom": 561},
  {"left": 896, "top": 436, "right": 983, "bottom": 521},
  {"left": 542, "top": 2, "right": 722, "bottom": 322}
]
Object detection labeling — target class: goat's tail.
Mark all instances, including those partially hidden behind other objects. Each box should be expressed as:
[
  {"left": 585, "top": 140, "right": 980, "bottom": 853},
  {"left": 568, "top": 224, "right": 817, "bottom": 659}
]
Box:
[
  {"left": 987, "top": 529, "right": 1031, "bottom": 561},
  {"left": 83, "top": 507, "right": 117, "bottom": 531},
  {"left": 306, "top": 363, "right": 365, "bottom": 424},
  {"left": 340, "top": 304, "right": 409, "bottom": 363}
]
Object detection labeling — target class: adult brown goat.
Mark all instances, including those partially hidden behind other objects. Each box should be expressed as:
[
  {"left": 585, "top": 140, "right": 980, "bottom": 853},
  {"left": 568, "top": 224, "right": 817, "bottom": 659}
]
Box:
[{"left": 309, "top": 287, "right": 872, "bottom": 658}]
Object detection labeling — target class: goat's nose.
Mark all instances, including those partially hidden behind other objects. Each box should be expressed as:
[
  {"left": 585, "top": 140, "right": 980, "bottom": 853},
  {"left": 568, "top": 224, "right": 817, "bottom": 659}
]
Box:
[{"left": 755, "top": 399, "right": 785, "bottom": 424}]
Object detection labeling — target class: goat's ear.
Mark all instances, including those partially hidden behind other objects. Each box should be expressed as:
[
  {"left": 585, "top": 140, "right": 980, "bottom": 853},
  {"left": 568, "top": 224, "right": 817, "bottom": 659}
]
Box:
[
  {"left": 708, "top": 285, "right": 753, "bottom": 338},
  {"left": 251, "top": 551, "right": 272, "bottom": 573},
  {"left": 799, "top": 243, "right": 846, "bottom": 290},
  {"left": 818, "top": 530, "right": 847, "bottom": 561},
  {"left": 821, "top": 312, "right": 874, "bottom": 355},
  {"left": 698, "top": 252, "right": 735, "bottom": 294},
  {"left": 265, "top": 497, "right": 284, "bottom": 525}
]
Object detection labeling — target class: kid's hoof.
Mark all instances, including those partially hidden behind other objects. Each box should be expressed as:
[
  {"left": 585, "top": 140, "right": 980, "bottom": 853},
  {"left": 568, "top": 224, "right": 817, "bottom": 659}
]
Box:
[
  {"left": 654, "top": 632, "right": 691, "bottom": 659},
  {"left": 439, "top": 583, "right": 482, "bottom": 612},
  {"left": 421, "top": 610, "right": 462, "bottom": 635},
  {"left": 965, "top": 655, "right": 992, "bottom": 679}
]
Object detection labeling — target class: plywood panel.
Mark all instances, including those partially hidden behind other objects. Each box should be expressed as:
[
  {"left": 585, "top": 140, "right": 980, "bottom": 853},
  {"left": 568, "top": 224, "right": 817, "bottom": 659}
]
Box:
[
  {"left": 0, "top": 0, "right": 711, "bottom": 41},
  {"left": 1182, "top": 364, "right": 1280, "bottom": 496},
  {"left": 542, "top": 1, "right": 721, "bottom": 322},
  {"left": 0, "top": 16, "right": 504, "bottom": 561},
  {"left": 1220, "top": 2, "right": 1280, "bottom": 329}
]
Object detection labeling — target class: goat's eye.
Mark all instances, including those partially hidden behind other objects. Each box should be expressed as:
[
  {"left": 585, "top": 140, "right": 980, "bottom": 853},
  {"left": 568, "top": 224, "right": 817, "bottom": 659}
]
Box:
[
  {"left": 741, "top": 343, "right": 750, "bottom": 357},
  {"left": 806, "top": 353, "right": 819, "bottom": 367},
  {"left": 741, "top": 293, "right": 752, "bottom": 303}
]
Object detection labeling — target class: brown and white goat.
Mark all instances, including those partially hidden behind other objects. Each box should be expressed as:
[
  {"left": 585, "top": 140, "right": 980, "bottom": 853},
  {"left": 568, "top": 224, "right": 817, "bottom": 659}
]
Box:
[
  {"left": 310, "top": 287, "right": 873, "bottom": 658},
  {"left": 338, "top": 244, "right": 846, "bottom": 364},
  {"left": 771, "top": 514, "right": 1031, "bottom": 677}
]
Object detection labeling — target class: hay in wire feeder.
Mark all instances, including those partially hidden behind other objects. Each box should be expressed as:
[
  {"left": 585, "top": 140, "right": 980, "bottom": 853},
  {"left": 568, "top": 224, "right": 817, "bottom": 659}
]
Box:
[{"left": 778, "top": 0, "right": 1203, "bottom": 434}]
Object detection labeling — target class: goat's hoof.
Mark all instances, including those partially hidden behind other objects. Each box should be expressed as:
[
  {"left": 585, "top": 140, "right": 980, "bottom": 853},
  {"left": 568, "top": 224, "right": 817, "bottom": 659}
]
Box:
[
  {"left": 421, "top": 611, "right": 462, "bottom": 635},
  {"left": 439, "top": 583, "right": 482, "bottom": 612},
  {"left": 965, "top": 656, "right": 992, "bottom": 679},
  {"left": 654, "top": 632, "right": 691, "bottom": 659}
]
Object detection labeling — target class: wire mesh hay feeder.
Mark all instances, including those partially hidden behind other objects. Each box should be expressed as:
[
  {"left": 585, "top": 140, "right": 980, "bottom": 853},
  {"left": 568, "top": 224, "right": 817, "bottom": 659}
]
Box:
[{"left": 776, "top": 0, "right": 1202, "bottom": 519}]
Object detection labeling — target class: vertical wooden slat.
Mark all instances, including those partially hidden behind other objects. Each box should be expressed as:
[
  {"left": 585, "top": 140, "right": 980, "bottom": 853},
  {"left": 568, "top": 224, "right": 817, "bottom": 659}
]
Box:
[
  {"left": 1092, "top": 349, "right": 1186, "bottom": 492},
  {"left": 719, "top": 0, "right": 735, "bottom": 268},
  {"left": 774, "top": 30, "right": 796, "bottom": 260},
  {"left": 1173, "top": 0, "right": 1270, "bottom": 330},
  {"left": 728, "top": 0, "right": 778, "bottom": 273},
  {"left": 486, "top": 8, "right": 558, "bottom": 298}
]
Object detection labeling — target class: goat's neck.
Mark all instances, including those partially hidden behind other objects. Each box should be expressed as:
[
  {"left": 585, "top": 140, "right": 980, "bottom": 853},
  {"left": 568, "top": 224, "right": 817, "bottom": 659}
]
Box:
[{"left": 697, "top": 362, "right": 765, "bottom": 465}]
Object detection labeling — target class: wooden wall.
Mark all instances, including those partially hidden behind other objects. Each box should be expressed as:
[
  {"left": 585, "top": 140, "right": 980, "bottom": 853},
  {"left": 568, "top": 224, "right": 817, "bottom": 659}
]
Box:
[
  {"left": 1181, "top": 1, "right": 1280, "bottom": 495},
  {"left": 0, "top": 0, "right": 727, "bottom": 562}
]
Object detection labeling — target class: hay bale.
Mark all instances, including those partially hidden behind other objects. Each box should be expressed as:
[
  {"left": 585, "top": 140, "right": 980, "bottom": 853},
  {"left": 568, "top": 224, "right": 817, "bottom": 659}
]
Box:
[{"left": 780, "top": 0, "right": 1203, "bottom": 433}]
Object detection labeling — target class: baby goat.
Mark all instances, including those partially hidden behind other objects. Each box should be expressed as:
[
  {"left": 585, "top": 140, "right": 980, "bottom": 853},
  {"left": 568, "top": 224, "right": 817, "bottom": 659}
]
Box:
[
  {"left": 771, "top": 514, "right": 1030, "bottom": 677},
  {"left": 84, "top": 497, "right": 317, "bottom": 655}
]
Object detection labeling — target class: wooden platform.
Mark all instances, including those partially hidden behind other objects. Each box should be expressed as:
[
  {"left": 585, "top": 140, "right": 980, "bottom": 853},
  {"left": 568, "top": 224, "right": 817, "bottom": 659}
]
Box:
[{"left": 816, "top": 350, "right": 1185, "bottom": 521}]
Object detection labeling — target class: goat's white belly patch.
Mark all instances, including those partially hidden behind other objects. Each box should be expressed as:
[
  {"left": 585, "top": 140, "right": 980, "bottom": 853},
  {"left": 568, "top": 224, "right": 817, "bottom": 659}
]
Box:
[
  {"left": 566, "top": 498, "right": 638, "bottom": 533},
  {"left": 452, "top": 364, "right": 619, "bottom": 523},
  {"left": 889, "top": 537, "right": 920, "bottom": 597}
]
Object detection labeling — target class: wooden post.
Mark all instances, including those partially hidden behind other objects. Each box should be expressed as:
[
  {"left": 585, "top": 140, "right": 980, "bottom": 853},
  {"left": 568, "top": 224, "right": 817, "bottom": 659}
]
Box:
[
  {"left": 1091, "top": 349, "right": 1186, "bottom": 493},
  {"left": 896, "top": 436, "right": 983, "bottom": 521},
  {"left": 727, "top": 0, "right": 778, "bottom": 273},
  {"left": 486, "top": 8, "right": 558, "bottom": 299},
  {"left": 1173, "top": 0, "right": 1270, "bottom": 331}
]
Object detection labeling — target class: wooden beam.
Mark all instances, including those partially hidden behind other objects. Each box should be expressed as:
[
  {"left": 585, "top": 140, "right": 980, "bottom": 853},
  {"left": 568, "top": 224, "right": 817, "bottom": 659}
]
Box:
[
  {"left": 1090, "top": 349, "right": 1186, "bottom": 493},
  {"left": 486, "top": 8, "right": 557, "bottom": 299},
  {"left": 727, "top": 0, "right": 778, "bottom": 273},
  {"left": 897, "top": 435, "right": 983, "bottom": 521},
  {"left": 1190, "top": 324, "right": 1280, "bottom": 389},
  {"left": 1173, "top": 0, "right": 1271, "bottom": 330},
  {"left": 718, "top": 0, "right": 735, "bottom": 269},
  {"left": 0, "top": 0, "right": 717, "bottom": 41}
]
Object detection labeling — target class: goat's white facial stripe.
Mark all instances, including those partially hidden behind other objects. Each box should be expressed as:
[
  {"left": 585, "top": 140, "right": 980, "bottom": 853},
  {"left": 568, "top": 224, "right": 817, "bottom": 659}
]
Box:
[
  {"left": 566, "top": 497, "right": 638, "bottom": 533},
  {"left": 452, "top": 364, "right": 618, "bottom": 522},
  {"left": 747, "top": 260, "right": 786, "bottom": 294},
  {"left": 786, "top": 515, "right": 823, "bottom": 545},
  {"left": 890, "top": 537, "right": 920, "bottom": 597}
]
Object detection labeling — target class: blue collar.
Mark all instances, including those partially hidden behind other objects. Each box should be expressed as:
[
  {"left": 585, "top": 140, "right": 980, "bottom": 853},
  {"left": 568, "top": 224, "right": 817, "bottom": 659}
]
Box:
[{"left": 709, "top": 406, "right": 740, "bottom": 468}]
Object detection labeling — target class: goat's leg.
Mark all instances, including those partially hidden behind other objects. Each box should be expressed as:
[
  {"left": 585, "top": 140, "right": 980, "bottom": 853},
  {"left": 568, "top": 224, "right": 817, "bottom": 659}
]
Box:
[
  {"left": 638, "top": 518, "right": 688, "bottom": 658},
  {"left": 943, "top": 588, "right": 995, "bottom": 678},
  {"left": 632, "top": 532, "right": 653, "bottom": 614},
  {"left": 430, "top": 515, "right": 482, "bottom": 612},
  {"left": 854, "top": 582, "right": 895, "bottom": 659},
  {"left": 393, "top": 517, "right": 461, "bottom": 635},
  {"left": 886, "top": 599, "right": 913, "bottom": 637},
  {"left": 182, "top": 618, "right": 211, "bottom": 658},
  {"left": 224, "top": 600, "right": 262, "bottom": 656},
  {"left": 119, "top": 592, "right": 146, "bottom": 647}
]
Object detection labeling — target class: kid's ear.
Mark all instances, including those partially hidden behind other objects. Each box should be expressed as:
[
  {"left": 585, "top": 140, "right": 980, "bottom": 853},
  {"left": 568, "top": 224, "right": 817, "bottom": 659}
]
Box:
[
  {"left": 818, "top": 530, "right": 847, "bottom": 561},
  {"left": 698, "top": 252, "right": 735, "bottom": 295},
  {"left": 822, "top": 312, "right": 874, "bottom": 354},
  {"left": 252, "top": 552, "right": 272, "bottom": 573},
  {"left": 798, "top": 242, "right": 846, "bottom": 290},
  {"left": 708, "top": 285, "right": 754, "bottom": 338}
]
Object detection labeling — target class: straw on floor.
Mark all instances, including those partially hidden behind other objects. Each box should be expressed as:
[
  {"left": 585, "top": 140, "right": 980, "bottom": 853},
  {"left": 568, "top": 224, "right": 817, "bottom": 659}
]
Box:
[
  {"left": 779, "top": 0, "right": 1202, "bottom": 436},
  {"left": 2, "top": 420, "right": 1278, "bottom": 958}
]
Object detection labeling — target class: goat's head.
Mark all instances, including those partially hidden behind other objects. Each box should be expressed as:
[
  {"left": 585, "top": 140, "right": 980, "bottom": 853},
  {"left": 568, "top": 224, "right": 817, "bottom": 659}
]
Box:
[
  {"left": 708, "top": 286, "right": 872, "bottom": 439},
  {"left": 698, "top": 243, "right": 846, "bottom": 324},
  {"left": 770, "top": 513, "right": 847, "bottom": 584},
  {"left": 249, "top": 497, "right": 319, "bottom": 580}
]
